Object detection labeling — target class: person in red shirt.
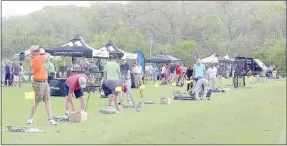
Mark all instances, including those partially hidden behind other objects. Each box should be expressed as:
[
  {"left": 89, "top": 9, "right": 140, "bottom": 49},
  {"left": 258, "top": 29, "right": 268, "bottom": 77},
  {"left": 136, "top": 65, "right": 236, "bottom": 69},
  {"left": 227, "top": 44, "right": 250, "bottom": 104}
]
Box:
[
  {"left": 64, "top": 74, "right": 89, "bottom": 116},
  {"left": 175, "top": 64, "right": 181, "bottom": 82}
]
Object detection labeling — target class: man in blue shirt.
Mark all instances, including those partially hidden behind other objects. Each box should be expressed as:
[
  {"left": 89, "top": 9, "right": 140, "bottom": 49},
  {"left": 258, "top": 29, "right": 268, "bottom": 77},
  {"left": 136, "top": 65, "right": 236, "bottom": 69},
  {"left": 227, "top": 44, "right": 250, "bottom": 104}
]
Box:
[
  {"left": 151, "top": 65, "right": 159, "bottom": 83},
  {"left": 193, "top": 59, "right": 208, "bottom": 100},
  {"left": 169, "top": 64, "right": 176, "bottom": 82},
  {"left": 193, "top": 59, "right": 206, "bottom": 78},
  {"left": 4, "top": 61, "right": 11, "bottom": 86}
]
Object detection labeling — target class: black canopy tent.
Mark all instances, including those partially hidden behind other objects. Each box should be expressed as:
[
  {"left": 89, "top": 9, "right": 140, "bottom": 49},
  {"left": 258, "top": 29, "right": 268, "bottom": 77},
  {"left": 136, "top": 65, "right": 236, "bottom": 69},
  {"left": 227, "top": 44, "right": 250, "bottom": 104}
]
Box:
[
  {"left": 45, "top": 35, "right": 94, "bottom": 58},
  {"left": 145, "top": 53, "right": 180, "bottom": 63},
  {"left": 97, "top": 40, "right": 124, "bottom": 59}
]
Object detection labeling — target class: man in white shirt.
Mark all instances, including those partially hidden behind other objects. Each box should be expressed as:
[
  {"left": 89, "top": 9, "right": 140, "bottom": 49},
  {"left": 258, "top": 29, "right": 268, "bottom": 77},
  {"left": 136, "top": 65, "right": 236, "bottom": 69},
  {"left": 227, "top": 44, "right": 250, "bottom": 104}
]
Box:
[
  {"left": 206, "top": 65, "right": 218, "bottom": 90},
  {"left": 133, "top": 63, "right": 143, "bottom": 88},
  {"left": 161, "top": 65, "right": 166, "bottom": 80}
]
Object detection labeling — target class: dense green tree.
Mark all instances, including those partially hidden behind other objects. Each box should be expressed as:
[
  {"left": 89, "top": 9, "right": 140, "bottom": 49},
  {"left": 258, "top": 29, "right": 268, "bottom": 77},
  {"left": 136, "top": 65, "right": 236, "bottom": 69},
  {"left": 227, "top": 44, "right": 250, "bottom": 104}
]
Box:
[{"left": 2, "top": 1, "right": 286, "bottom": 71}]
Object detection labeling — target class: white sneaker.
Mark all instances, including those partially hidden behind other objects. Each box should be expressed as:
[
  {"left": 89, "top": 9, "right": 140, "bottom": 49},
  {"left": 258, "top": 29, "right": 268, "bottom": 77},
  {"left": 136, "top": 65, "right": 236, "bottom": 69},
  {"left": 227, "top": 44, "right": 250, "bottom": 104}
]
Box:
[
  {"left": 115, "top": 111, "right": 120, "bottom": 114},
  {"left": 48, "top": 119, "right": 57, "bottom": 125},
  {"left": 27, "top": 118, "right": 33, "bottom": 124}
]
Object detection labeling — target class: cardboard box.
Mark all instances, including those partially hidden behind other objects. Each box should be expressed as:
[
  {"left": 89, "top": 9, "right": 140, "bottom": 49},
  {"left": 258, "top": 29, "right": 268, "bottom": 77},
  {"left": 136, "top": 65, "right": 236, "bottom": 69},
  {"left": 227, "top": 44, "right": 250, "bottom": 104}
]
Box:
[
  {"left": 69, "top": 112, "right": 88, "bottom": 123},
  {"left": 160, "top": 97, "right": 171, "bottom": 104}
]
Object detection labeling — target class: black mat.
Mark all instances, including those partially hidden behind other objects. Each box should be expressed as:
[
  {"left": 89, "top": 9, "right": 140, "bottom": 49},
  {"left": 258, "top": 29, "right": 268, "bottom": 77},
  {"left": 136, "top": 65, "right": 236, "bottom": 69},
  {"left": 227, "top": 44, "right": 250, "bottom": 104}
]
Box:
[{"left": 212, "top": 89, "right": 226, "bottom": 93}]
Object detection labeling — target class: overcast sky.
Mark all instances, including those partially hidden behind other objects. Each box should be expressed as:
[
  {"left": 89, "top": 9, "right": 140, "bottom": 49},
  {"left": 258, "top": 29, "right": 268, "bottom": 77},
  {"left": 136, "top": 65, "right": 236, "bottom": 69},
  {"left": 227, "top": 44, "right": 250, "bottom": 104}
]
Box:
[{"left": 2, "top": 1, "right": 128, "bottom": 17}]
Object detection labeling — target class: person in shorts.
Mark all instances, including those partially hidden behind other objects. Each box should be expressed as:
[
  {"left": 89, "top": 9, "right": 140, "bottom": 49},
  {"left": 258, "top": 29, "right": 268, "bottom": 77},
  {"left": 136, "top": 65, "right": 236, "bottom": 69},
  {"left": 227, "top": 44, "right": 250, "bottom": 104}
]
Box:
[
  {"left": 102, "top": 78, "right": 126, "bottom": 113},
  {"left": 27, "top": 45, "right": 57, "bottom": 125},
  {"left": 169, "top": 64, "right": 176, "bottom": 82},
  {"left": 64, "top": 74, "right": 89, "bottom": 116},
  {"left": 12, "top": 62, "right": 21, "bottom": 87},
  {"left": 119, "top": 59, "right": 132, "bottom": 105},
  {"left": 4, "top": 61, "right": 11, "bottom": 86}
]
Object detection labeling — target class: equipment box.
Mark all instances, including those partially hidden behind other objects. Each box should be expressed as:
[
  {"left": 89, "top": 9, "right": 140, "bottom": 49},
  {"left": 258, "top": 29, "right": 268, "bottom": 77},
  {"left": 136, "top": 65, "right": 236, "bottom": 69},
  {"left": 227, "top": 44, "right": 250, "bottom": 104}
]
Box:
[
  {"left": 160, "top": 97, "right": 171, "bottom": 104},
  {"left": 69, "top": 112, "right": 88, "bottom": 123}
]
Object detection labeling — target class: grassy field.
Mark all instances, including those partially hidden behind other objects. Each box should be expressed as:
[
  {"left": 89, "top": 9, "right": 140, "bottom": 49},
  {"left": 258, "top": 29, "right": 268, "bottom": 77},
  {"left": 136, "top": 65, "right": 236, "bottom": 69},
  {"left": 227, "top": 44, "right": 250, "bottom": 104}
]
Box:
[{"left": 1, "top": 79, "right": 286, "bottom": 145}]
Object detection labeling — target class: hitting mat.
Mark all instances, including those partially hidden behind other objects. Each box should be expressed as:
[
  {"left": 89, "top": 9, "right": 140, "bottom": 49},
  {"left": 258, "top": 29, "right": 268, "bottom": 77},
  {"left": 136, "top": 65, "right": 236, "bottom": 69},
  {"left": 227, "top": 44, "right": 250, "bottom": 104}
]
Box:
[
  {"left": 54, "top": 116, "right": 69, "bottom": 122},
  {"left": 212, "top": 89, "right": 226, "bottom": 93},
  {"left": 143, "top": 100, "right": 156, "bottom": 104},
  {"left": 123, "top": 104, "right": 135, "bottom": 108},
  {"left": 99, "top": 108, "right": 117, "bottom": 114},
  {"left": 7, "top": 126, "right": 41, "bottom": 133},
  {"left": 174, "top": 89, "right": 213, "bottom": 100}
]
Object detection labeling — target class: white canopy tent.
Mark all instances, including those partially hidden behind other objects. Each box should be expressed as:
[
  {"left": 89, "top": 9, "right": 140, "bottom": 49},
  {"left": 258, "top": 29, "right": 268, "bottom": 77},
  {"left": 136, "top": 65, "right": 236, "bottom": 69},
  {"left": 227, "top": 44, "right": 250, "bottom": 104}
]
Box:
[
  {"left": 223, "top": 55, "right": 234, "bottom": 61},
  {"left": 118, "top": 48, "right": 137, "bottom": 60},
  {"left": 201, "top": 54, "right": 219, "bottom": 64},
  {"left": 92, "top": 48, "right": 109, "bottom": 58},
  {"left": 97, "top": 40, "right": 137, "bottom": 59},
  {"left": 254, "top": 59, "right": 269, "bottom": 71}
]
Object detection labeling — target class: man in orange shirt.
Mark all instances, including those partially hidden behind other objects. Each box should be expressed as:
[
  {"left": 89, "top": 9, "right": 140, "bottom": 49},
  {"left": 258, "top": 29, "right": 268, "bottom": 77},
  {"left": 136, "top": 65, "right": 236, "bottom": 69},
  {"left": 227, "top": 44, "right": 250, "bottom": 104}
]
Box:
[{"left": 27, "top": 45, "right": 57, "bottom": 125}]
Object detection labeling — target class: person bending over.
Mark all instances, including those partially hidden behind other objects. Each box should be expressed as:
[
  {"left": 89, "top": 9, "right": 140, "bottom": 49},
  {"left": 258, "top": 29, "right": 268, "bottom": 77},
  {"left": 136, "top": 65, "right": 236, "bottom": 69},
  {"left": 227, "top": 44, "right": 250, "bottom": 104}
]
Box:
[
  {"left": 102, "top": 78, "right": 127, "bottom": 113},
  {"left": 193, "top": 59, "right": 208, "bottom": 100},
  {"left": 64, "top": 74, "right": 89, "bottom": 116}
]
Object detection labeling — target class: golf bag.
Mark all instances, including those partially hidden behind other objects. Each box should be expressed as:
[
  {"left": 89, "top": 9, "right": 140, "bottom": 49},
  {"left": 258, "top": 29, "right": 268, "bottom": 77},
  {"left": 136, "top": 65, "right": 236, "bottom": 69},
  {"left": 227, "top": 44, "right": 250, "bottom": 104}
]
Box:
[{"left": 176, "top": 74, "right": 185, "bottom": 87}]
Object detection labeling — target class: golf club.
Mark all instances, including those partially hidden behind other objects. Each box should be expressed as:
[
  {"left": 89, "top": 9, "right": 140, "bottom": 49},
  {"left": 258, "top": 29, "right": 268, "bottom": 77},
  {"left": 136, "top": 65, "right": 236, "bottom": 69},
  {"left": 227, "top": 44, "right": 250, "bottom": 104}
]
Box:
[{"left": 84, "top": 85, "right": 97, "bottom": 111}]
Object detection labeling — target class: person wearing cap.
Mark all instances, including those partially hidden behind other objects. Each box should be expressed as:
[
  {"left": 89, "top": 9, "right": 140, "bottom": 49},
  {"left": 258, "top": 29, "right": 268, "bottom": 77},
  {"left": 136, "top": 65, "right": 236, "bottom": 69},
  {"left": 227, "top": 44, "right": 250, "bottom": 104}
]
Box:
[
  {"left": 27, "top": 45, "right": 57, "bottom": 125},
  {"left": 64, "top": 73, "right": 89, "bottom": 116},
  {"left": 102, "top": 78, "right": 127, "bottom": 113},
  {"left": 193, "top": 59, "right": 209, "bottom": 100},
  {"left": 119, "top": 59, "right": 132, "bottom": 105}
]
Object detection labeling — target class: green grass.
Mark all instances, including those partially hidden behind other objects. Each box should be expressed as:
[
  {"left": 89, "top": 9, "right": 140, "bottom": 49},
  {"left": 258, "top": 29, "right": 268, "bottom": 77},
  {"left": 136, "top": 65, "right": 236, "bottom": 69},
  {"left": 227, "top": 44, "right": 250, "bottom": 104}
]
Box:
[{"left": 1, "top": 79, "right": 286, "bottom": 144}]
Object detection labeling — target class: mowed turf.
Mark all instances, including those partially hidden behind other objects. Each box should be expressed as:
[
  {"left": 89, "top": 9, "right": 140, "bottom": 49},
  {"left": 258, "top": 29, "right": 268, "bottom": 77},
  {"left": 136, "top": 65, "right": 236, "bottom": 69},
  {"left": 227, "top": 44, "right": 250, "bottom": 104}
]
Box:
[{"left": 1, "top": 79, "right": 286, "bottom": 144}]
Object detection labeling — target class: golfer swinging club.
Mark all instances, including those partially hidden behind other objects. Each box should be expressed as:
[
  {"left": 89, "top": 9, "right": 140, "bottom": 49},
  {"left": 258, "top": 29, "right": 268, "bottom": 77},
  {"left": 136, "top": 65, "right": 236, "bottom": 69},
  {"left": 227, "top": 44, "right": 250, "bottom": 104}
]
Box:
[
  {"left": 64, "top": 74, "right": 89, "bottom": 116},
  {"left": 27, "top": 46, "right": 57, "bottom": 125},
  {"left": 193, "top": 59, "right": 209, "bottom": 100}
]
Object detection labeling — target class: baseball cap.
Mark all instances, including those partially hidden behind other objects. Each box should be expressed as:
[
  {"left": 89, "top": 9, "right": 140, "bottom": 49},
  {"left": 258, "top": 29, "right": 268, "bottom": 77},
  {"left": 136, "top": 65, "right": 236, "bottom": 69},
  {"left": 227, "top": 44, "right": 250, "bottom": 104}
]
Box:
[
  {"left": 78, "top": 77, "right": 87, "bottom": 88},
  {"left": 30, "top": 45, "right": 41, "bottom": 52}
]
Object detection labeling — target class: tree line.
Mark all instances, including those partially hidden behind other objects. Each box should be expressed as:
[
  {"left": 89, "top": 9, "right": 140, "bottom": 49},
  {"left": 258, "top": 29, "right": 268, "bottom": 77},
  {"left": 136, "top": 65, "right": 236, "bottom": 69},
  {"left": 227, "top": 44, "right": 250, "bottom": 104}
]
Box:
[{"left": 2, "top": 1, "right": 286, "bottom": 71}]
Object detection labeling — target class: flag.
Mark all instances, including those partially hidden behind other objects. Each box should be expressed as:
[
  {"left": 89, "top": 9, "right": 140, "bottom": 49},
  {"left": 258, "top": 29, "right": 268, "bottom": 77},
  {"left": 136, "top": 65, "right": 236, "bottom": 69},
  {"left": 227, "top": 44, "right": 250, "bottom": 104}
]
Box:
[
  {"left": 24, "top": 91, "right": 35, "bottom": 100},
  {"left": 135, "top": 50, "right": 145, "bottom": 73},
  {"left": 139, "top": 85, "right": 145, "bottom": 89},
  {"left": 191, "top": 51, "right": 198, "bottom": 64},
  {"left": 115, "top": 86, "right": 122, "bottom": 92},
  {"left": 154, "top": 83, "right": 159, "bottom": 88}
]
